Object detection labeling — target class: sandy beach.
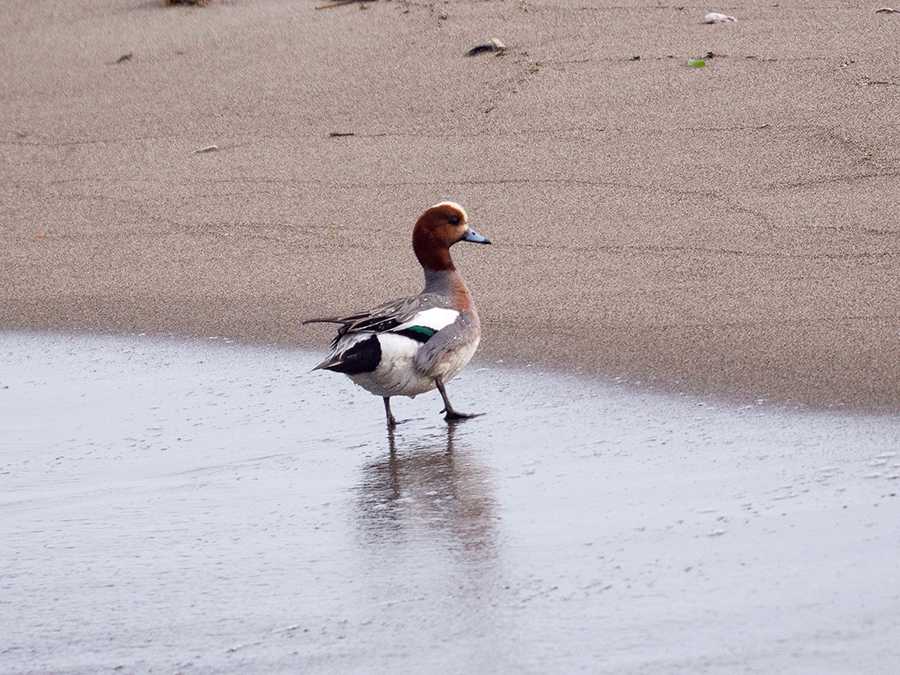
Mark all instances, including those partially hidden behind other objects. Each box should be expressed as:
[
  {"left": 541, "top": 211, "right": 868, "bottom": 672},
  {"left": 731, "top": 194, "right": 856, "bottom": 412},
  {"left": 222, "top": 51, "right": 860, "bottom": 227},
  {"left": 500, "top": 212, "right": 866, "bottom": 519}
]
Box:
[{"left": 2, "top": 0, "right": 899, "bottom": 408}]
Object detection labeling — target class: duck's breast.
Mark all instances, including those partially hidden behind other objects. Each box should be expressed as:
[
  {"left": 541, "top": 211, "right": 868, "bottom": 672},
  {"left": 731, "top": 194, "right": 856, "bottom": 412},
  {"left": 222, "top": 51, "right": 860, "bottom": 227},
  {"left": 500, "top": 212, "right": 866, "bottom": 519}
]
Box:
[
  {"left": 432, "top": 334, "right": 480, "bottom": 383},
  {"left": 414, "top": 310, "right": 481, "bottom": 382}
]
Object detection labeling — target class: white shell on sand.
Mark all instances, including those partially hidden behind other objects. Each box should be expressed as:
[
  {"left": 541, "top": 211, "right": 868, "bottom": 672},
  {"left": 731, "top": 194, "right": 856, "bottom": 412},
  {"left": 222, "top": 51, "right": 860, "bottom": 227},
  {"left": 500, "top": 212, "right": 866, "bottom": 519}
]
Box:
[{"left": 704, "top": 11, "right": 737, "bottom": 23}]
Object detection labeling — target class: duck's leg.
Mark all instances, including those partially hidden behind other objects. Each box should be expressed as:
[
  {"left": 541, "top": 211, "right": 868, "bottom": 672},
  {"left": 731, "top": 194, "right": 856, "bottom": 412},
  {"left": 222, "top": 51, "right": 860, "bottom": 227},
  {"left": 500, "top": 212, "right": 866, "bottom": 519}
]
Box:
[
  {"left": 383, "top": 397, "right": 398, "bottom": 428},
  {"left": 435, "top": 378, "right": 481, "bottom": 422}
]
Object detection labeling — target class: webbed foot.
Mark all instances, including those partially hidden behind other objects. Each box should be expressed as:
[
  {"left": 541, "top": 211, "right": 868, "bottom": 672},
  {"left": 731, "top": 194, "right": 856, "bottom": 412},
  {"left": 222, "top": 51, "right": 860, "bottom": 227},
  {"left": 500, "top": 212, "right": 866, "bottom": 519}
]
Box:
[{"left": 441, "top": 408, "right": 484, "bottom": 423}]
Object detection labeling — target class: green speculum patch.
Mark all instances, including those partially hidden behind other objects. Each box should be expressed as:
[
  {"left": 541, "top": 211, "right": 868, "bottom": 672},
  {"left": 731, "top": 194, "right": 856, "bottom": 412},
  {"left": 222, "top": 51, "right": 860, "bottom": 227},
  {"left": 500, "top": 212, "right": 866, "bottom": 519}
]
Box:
[{"left": 396, "top": 326, "right": 437, "bottom": 343}]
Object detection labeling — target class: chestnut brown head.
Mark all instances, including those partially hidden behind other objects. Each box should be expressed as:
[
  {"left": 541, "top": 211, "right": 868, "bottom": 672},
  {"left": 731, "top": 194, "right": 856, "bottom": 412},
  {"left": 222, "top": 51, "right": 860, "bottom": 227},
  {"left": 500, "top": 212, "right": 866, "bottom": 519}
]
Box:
[{"left": 412, "top": 201, "right": 491, "bottom": 271}]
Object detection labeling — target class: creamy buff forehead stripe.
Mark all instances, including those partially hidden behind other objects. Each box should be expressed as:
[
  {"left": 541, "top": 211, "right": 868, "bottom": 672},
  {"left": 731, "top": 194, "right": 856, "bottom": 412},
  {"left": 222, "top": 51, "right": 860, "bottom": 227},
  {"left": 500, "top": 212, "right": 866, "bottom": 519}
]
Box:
[{"left": 430, "top": 200, "right": 468, "bottom": 222}]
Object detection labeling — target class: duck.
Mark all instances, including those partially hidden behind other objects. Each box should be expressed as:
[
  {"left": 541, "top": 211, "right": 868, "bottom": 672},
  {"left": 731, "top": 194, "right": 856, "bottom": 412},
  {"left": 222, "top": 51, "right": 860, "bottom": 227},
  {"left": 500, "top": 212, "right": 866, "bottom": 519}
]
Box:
[{"left": 304, "top": 201, "right": 491, "bottom": 427}]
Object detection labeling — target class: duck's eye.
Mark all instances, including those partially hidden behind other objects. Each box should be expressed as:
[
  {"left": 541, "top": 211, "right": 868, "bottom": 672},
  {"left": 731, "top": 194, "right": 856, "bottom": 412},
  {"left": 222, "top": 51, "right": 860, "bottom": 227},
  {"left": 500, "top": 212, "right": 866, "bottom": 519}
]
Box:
[{"left": 447, "top": 215, "right": 460, "bottom": 225}]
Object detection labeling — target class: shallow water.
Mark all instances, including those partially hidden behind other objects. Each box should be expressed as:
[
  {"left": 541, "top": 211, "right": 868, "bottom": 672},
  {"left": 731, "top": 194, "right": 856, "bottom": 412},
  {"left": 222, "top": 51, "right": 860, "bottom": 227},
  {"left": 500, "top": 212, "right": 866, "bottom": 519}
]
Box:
[{"left": 2, "top": 332, "right": 899, "bottom": 674}]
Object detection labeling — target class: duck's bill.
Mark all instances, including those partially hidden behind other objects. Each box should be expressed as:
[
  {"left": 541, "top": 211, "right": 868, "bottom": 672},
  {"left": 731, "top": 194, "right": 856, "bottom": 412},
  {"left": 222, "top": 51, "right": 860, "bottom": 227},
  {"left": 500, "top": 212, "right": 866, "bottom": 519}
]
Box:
[{"left": 462, "top": 227, "right": 491, "bottom": 245}]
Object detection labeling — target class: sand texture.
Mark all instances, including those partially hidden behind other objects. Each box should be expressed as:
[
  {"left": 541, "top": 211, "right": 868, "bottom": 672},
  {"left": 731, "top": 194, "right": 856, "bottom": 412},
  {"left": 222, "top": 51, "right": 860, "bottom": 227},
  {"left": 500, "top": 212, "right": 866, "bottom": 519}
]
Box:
[{"left": 1, "top": 0, "right": 899, "bottom": 408}]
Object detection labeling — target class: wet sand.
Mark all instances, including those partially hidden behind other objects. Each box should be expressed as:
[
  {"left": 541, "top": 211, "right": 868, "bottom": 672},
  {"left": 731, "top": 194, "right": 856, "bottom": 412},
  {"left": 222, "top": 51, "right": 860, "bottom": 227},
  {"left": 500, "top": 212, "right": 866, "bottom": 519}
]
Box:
[
  {"left": 1, "top": 1, "right": 899, "bottom": 410},
  {"left": 2, "top": 332, "right": 900, "bottom": 673}
]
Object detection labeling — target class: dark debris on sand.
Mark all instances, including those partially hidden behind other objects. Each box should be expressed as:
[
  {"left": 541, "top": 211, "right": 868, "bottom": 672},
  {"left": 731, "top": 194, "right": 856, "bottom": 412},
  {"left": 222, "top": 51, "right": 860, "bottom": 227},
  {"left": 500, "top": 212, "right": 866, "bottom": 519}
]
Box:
[{"left": 315, "top": 0, "right": 378, "bottom": 9}]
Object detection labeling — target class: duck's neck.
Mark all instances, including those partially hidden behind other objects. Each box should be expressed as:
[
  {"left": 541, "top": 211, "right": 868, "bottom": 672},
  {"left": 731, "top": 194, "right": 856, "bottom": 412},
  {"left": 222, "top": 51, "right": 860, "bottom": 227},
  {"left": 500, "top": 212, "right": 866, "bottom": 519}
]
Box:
[{"left": 423, "top": 267, "right": 473, "bottom": 312}]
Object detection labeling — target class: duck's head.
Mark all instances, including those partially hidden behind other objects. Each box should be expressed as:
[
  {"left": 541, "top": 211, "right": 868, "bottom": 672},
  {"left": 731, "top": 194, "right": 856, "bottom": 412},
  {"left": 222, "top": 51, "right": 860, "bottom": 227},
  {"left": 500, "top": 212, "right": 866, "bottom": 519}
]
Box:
[{"left": 412, "top": 201, "right": 491, "bottom": 271}]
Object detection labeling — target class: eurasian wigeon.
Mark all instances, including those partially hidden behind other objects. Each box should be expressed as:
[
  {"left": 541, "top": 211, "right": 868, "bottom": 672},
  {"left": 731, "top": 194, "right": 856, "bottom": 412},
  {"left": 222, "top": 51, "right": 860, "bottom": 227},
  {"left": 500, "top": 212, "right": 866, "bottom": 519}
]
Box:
[{"left": 304, "top": 201, "right": 491, "bottom": 427}]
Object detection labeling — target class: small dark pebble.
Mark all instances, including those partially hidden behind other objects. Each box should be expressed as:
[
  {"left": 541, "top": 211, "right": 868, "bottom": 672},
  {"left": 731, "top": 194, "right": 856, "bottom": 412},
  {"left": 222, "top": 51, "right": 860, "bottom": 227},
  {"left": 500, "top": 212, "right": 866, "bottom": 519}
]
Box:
[
  {"left": 114, "top": 52, "right": 133, "bottom": 64},
  {"left": 316, "top": 0, "right": 376, "bottom": 8},
  {"left": 465, "top": 38, "right": 506, "bottom": 57},
  {"left": 629, "top": 55, "right": 641, "bottom": 61}
]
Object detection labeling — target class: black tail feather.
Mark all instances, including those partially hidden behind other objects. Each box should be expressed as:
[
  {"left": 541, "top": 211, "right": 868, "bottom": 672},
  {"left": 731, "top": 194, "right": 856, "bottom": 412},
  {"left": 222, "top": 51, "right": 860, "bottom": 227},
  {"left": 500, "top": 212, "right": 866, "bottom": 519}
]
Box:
[
  {"left": 314, "top": 335, "right": 381, "bottom": 374},
  {"left": 302, "top": 317, "right": 347, "bottom": 326}
]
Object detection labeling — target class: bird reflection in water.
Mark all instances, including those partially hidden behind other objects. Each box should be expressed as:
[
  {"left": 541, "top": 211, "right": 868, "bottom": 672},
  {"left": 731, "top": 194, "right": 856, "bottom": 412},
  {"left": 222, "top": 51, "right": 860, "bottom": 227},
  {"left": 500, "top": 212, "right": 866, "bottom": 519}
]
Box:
[{"left": 355, "top": 424, "right": 496, "bottom": 560}]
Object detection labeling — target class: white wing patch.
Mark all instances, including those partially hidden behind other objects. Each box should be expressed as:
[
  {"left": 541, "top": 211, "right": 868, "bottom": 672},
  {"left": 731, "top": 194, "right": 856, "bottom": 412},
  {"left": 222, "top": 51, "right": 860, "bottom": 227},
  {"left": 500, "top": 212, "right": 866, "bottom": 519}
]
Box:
[{"left": 391, "top": 307, "right": 459, "bottom": 333}]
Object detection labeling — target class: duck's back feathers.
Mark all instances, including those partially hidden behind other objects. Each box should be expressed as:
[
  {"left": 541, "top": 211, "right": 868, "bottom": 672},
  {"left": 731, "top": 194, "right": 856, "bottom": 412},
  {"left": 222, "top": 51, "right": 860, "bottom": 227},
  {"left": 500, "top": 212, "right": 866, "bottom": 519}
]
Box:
[{"left": 303, "top": 294, "right": 455, "bottom": 347}]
